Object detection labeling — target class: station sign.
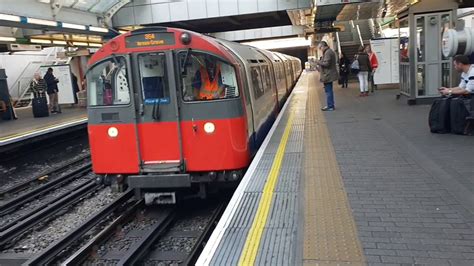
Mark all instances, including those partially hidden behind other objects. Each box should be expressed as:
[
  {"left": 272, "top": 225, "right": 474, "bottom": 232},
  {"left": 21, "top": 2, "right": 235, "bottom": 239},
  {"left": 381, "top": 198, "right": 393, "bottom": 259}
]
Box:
[{"left": 125, "top": 32, "right": 175, "bottom": 48}]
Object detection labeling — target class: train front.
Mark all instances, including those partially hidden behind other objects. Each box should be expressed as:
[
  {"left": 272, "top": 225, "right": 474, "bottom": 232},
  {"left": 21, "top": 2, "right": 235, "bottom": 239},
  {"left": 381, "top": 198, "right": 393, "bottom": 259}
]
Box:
[{"left": 86, "top": 28, "right": 250, "bottom": 203}]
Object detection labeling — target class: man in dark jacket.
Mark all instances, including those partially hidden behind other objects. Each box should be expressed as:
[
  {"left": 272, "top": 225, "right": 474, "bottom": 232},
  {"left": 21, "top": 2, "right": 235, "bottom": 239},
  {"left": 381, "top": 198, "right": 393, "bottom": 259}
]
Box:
[
  {"left": 71, "top": 73, "right": 80, "bottom": 104},
  {"left": 44, "top": 67, "right": 61, "bottom": 113},
  {"left": 316, "top": 41, "right": 338, "bottom": 111}
]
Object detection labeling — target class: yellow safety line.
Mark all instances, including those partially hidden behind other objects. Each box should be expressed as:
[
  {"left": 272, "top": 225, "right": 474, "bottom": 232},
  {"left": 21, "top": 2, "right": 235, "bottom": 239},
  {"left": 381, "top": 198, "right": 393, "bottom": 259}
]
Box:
[
  {"left": 238, "top": 112, "right": 294, "bottom": 266},
  {"left": 0, "top": 116, "right": 88, "bottom": 141}
]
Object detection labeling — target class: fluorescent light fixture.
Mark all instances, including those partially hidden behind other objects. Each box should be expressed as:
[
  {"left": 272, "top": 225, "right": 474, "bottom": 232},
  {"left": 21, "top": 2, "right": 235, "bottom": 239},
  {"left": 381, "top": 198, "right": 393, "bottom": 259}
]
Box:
[
  {"left": 62, "top": 22, "right": 86, "bottom": 30},
  {"left": 89, "top": 26, "right": 108, "bottom": 33},
  {"left": 242, "top": 37, "right": 311, "bottom": 50},
  {"left": 0, "top": 13, "right": 21, "bottom": 22},
  {"left": 28, "top": 17, "right": 57, "bottom": 27},
  {"left": 73, "top": 41, "right": 88, "bottom": 46},
  {"left": 31, "top": 38, "right": 52, "bottom": 44},
  {"left": 88, "top": 43, "right": 102, "bottom": 47},
  {"left": 53, "top": 40, "right": 67, "bottom": 45},
  {"left": 0, "top": 36, "right": 16, "bottom": 42}
]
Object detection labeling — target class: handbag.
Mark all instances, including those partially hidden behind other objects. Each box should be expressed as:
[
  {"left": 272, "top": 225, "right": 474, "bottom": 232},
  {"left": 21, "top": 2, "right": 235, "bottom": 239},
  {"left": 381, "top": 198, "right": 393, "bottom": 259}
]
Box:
[{"left": 351, "top": 57, "right": 360, "bottom": 74}]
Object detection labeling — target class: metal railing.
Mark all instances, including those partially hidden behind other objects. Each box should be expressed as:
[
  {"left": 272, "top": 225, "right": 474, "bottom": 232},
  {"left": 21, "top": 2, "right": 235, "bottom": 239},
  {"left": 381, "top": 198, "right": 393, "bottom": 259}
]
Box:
[{"left": 400, "top": 63, "right": 410, "bottom": 96}]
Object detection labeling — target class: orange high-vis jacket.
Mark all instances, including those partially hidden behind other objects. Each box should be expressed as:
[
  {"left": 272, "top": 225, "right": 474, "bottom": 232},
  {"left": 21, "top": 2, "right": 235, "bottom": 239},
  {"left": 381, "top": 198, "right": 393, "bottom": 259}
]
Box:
[{"left": 199, "top": 65, "right": 221, "bottom": 100}]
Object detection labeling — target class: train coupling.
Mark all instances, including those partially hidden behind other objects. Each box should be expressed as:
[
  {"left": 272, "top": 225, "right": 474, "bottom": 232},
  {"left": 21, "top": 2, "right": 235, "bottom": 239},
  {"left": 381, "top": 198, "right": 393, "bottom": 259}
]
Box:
[{"left": 144, "top": 192, "right": 177, "bottom": 205}]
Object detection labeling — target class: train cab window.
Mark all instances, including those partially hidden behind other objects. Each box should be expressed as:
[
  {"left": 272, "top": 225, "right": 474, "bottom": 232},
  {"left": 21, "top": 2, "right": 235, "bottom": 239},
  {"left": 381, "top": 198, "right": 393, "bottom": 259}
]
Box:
[
  {"left": 250, "top": 66, "right": 264, "bottom": 99},
  {"left": 138, "top": 53, "right": 169, "bottom": 103},
  {"left": 87, "top": 57, "right": 130, "bottom": 106},
  {"left": 179, "top": 52, "right": 239, "bottom": 101}
]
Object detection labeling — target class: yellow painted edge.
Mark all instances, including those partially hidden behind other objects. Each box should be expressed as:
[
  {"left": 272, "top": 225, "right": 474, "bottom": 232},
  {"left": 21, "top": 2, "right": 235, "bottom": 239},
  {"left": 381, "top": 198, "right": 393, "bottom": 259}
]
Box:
[
  {"left": 0, "top": 116, "right": 88, "bottom": 141},
  {"left": 238, "top": 113, "right": 294, "bottom": 266}
]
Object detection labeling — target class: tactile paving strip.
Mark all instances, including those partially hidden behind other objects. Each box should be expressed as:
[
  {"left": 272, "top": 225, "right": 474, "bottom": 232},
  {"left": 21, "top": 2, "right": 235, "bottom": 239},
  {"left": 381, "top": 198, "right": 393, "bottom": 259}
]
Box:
[{"left": 303, "top": 73, "right": 365, "bottom": 265}]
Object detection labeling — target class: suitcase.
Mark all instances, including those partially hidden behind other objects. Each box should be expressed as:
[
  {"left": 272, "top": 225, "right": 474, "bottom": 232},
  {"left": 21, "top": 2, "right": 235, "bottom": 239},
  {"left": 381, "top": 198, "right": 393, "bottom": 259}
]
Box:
[
  {"left": 429, "top": 97, "right": 451, "bottom": 133},
  {"left": 32, "top": 97, "right": 49, "bottom": 117},
  {"left": 450, "top": 97, "right": 471, "bottom": 135}
]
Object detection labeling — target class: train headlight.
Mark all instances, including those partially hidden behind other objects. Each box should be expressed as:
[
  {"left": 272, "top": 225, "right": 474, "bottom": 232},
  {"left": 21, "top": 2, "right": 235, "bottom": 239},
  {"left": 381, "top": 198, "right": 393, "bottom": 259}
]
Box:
[
  {"left": 108, "top": 127, "right": 119, "bottom": 138},
  {"left": 204, "top": 122, "right": 215, "bottom": 134}
]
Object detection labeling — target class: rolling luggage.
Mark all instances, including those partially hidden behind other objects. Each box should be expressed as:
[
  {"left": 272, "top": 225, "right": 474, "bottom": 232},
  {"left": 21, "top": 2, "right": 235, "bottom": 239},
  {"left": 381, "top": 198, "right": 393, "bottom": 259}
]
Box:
[
  {"left": 429, "top": 97, "right": 451, "bottom": 133},
  {"left": 32, "top": 96, "right": 49, "bottom": 117},
  {"left": 450, "top": 97, "right": 471, "bottom": 135}
]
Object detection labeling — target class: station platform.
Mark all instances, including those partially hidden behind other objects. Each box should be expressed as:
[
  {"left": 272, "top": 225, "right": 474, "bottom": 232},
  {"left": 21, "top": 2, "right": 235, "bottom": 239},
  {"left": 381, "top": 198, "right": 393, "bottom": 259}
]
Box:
[
  {"left": 0, "top": 105, "right": 87, "bottom": 149},
  {"left": 197, "top": 71, "right": 474, "bottom": 265}
]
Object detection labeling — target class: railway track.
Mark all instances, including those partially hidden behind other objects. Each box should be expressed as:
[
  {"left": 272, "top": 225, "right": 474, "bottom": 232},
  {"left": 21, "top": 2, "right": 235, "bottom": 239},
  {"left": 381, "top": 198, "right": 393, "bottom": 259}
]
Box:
[
  {"left": 0, "top": 154, "right": 91, "bottom": 203},
  {"left": 50, "top": 198, "right": 226, "bottom": 266},
  {"left": 0, "top": 162, "right": 93, "bottom": 238},
  {"left": 0, "top": 152, "right": 228, "bottom": 266}
]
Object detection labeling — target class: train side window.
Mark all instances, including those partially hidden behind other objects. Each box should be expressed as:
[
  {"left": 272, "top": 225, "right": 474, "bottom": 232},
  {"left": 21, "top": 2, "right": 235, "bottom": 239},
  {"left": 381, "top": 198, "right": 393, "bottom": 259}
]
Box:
[
  {"left": 250, "top": 66, "right": 264, "bottom": 99},
  {"left": 261, "top": 65, "right": 272, "bottom": 91},
  {"left": 138, "top": 53, "right": 169, "bottom": 104},
  {"left": 179, "top": 52, "right": 239, "bottom": 102},
  {"left": 87, "top": 57, "right": 130, "bottom": 106}
]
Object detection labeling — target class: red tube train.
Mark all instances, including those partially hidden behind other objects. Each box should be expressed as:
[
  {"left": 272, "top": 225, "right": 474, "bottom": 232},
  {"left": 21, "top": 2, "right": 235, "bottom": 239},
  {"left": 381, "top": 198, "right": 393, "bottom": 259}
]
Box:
[{"left": 86, "top": 27, "right": 301, "bottom": 203}]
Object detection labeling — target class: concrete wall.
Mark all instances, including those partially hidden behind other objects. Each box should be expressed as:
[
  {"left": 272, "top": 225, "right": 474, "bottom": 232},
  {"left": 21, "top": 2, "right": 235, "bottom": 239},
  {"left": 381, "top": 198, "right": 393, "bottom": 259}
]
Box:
[
  {"left": 212, "top": 25, "right": 304, "bottom": 41},
  {"left": 0, "top": 50, "right": 53, "bottom": 96},
  {"left": 113, "top": 0, "right": 312, "bottom": 26}
]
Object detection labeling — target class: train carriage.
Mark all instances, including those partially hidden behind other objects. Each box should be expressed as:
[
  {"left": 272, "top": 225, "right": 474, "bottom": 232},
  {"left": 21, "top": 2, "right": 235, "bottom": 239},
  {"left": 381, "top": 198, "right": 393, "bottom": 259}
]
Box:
[{"left": 86, "top": 27, "right": 301, "bottom": 203}]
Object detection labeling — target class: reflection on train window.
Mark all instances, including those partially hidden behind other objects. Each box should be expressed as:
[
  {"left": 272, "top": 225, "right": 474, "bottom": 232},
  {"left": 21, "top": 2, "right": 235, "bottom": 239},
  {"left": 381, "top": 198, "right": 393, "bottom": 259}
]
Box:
[
  {"left": 261, "top": 65, "right": 272, "bottom": 92},
  {"left": 251, "top": 66, "right": 264, "bottom": 99},
  {"left": 179, "top": 52, "right": 239, "bottom": 101},
  {"left": 138, "top": 53, "right": 169, "bottom": 104},
  {"left": 87, "top": 57, "right": 130, "bottom": 106}
]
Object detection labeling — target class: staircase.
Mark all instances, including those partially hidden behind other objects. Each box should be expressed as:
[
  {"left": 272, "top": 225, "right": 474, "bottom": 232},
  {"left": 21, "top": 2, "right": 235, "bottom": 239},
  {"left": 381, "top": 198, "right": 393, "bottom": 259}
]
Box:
[
  {"left": 10, "top": 47, "right": 68, "bottom": 108},
  {"left": 334, "top": 19, "right": 381, "bottom": 62},
  {"left": 340, "top": 44, "right": 361, "bottom": 62}
]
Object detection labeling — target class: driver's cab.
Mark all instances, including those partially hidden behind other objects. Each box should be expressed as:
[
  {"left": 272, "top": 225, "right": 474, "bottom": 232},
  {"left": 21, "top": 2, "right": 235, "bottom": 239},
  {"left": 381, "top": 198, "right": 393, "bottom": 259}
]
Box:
[{"left": 180, "top": 52, "right": 239, "bottom": 102}]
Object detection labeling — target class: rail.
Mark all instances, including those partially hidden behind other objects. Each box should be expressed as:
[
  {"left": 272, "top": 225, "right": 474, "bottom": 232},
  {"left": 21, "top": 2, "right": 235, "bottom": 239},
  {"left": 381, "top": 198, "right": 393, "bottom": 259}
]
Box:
[
  {"left": 0, "top": 181, "right": 100, "bottom": 248},
  {"left": 0, "top": 154, "right": 90, "bottom": 199},
  {"left": 24, "top": 190, "right": 136, "bottom": 266},
  {"left": 0, "top": 162, "right": 92, "bottom": 215}
]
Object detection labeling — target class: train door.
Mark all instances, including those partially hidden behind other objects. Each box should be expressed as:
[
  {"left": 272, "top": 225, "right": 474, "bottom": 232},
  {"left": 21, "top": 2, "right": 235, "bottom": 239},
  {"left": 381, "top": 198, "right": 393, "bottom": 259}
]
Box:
[
  {"left": 131, "top": 52, "right": 183, "bottom": 172},
  {"left": 87, "top": 55, "right": 142, "bottom": 174}
]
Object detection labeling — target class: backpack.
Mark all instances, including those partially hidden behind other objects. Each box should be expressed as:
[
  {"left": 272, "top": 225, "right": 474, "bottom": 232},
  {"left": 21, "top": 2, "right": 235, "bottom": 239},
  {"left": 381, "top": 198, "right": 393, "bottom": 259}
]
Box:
[{"left": 351, "top": 57, "right": 360, "bottom": 74}]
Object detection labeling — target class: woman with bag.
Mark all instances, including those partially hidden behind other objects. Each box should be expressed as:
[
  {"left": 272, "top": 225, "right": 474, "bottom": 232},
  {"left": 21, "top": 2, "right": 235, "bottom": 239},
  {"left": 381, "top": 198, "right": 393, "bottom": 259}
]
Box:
[{"left": 354, "top": 46, "right": 371, "bottom": 97}]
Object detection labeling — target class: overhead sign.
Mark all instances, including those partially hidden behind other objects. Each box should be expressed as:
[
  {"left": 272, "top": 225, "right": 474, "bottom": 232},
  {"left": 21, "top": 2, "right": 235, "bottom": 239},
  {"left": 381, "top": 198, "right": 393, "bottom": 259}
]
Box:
[
  {"left": 8, "top": 44, "right": 42, "bottom": 51},
  {"left": 125, "top": 32, "right": 175, "bottom": 48},
  {"left": 316, "top": 0, "right": 361, "bottom": 6},
  {"left": 315, "top": 27, "right": 341, "bottom": 33},
  {"left": 57, "top": 49, "right": 90, "bottom": 58}
]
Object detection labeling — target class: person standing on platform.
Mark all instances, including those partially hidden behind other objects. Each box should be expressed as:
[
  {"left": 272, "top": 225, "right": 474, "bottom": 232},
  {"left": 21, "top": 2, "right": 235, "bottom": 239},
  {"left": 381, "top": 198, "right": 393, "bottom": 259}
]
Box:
[
  {"left": 355, "top": 46, "right": 371, "bottom": 97},
  {"left": 339, "top": 52, "right": 350, "bottom": 88},
  {"left": 71, "top": 73, "right": 80, "bottom": 105},
  {"left": 316, "top": 41, "right": 338, "bottom": 111},
  {"left": 44, "top": 67, "right": 61, "bottom": 113},
  {"left": 366, "top": 45, "right": 378, "bottom": 93},
  {"left": 30, "top": 72, "right": 47, "bottom": 98}
]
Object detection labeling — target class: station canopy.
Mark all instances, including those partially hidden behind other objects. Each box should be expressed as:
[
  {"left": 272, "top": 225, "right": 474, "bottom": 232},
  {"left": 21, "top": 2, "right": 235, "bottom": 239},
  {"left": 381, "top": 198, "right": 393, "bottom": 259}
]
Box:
[{"left": 37, "top": 0, "right": 122, "bottom": 14}]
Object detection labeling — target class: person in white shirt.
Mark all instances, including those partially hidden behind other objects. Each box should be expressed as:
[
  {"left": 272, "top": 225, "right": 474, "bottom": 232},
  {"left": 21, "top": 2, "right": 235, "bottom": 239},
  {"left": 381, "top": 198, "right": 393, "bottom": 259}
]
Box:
[{"left": 439, "top": 55, "right": 474, "bottom": 96}]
